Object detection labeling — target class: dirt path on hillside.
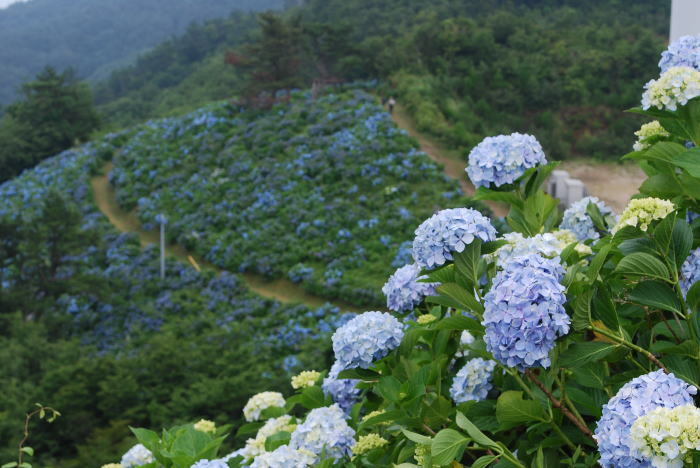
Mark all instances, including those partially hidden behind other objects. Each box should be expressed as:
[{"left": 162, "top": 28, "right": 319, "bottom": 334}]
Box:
[
  {"left": 390, "top": 103, "right": 644, "bottom": 215},
  {"left": 390, "top": 104, "right": 508, "bottom": 216},
  {"left": 91, "top": 162, "right": 359, "bottom": 311}
]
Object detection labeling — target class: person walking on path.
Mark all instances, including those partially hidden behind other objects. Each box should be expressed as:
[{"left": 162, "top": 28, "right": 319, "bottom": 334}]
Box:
[{"left": 387, "top": 97, "right": 396, "bottom": 114}]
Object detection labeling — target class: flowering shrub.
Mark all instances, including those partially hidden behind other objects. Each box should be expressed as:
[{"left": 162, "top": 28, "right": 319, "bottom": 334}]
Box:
[
  {"left": 167, "top": 40, "right": 700, "bottom": 467},
  {"left": 15, "top": 39, "right": 700, "bottom": 467},
  {"left": 106, "top": 89, "right": 482, "bottom": 306}
]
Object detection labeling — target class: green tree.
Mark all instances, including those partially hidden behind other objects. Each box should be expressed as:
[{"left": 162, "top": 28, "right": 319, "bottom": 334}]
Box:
[{"left": 0, "top": 66, "right": 99, "bottom": 183}]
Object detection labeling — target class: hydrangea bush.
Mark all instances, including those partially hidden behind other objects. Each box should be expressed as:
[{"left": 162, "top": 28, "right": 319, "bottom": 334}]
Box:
[{"left": 80, "top": 39, "right": 700, "bottom": 467}]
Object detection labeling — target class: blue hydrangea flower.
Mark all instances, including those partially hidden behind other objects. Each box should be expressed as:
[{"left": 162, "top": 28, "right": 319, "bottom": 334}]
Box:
[
  {"left": 191, "top": 459, "right": 229, "bottom": 468},
  {"left": 322, "top": 362, "right": 361, "bottom": 413},
  {"left": 466, "top": 133, "right": 547, "bottom": 188},
  {"left": 559, "top": 196, "right": 617, "bottom": 242},
  {"left": 382, "top": 263, "right": 438, "bottom": 313},
  {"left": 680, "top": 247, "right": 700, "bottom": 298},
  {"left": 290, "top": 405, "right": 356, "bottom": 461},
  {"left": 412, "top": 208, "right": 497, "bottom": 270},
  {"left": 594, "top": 370, "right": 697, "bottom": 468},
  {"left": 249, "top": 445, "right": 316, "bottom": 468},
  {"left": 120, "top": 444, "right": 155, "bottom": 468},
  {"left": 449, "top": 358, "right": 497, "bottom": 403},
  {"left": 482, "top": 254, "right": 569, "bottom": 370},
  {"left": 391, "top": 240, "right": 414, "bottom": 268},
  {"left": 659, "top": 35, "right": 700, "bottom": 72},
  {"left": 332, "top": 311, "right": 404, "bottom": 369}
]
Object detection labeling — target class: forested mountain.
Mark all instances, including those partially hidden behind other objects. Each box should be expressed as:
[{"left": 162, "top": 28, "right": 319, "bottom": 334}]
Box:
[
  {"left": 0, "top": 0, "right": 284, "bottom": 106},
  {"left": 93, "top": 0, "right": 671, "bottom": 160}
]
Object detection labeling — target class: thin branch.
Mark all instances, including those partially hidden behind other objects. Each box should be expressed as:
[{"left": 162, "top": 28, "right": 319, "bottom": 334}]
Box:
[{"left": 526, "top": 370, "right": 596, "bottom": 442}]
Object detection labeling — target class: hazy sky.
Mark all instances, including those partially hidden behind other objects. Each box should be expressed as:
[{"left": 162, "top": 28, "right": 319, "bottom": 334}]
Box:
[{"left": 0, "top": 0, "right": 28, "bottom": 8}]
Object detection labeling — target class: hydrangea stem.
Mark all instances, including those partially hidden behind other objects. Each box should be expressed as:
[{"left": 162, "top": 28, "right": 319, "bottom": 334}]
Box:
[
  {"left": 506, "top": 369, "right": 578, "bottom": 450},
  {"left": 589, "top": 325, "right": 669, "bottom": 373},
  {"left": 525, "top": 370, "right": 595, "bottom": 442}
]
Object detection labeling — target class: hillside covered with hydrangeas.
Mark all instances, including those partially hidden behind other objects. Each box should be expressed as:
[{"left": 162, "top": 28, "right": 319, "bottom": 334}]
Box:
[
  {"left": 107, "top": 87, "right": 484, "bottom": 306},
  {"left": 78, "top": 35, "right": 700, "bottom": 468},
  {"left": 0, "top": 85, "right": 492, "bottom": 466}
]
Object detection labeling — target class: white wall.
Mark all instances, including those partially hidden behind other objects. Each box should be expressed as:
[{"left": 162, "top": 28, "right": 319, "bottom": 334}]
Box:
[{"left": 671, "top": 0, "right": 700, "bottom": 42}]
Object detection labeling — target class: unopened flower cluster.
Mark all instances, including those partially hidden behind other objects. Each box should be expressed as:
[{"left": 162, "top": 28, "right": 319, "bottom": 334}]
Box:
[
  {"left": 120, "top": 444, "right": 154, "bottom": 468},
  {"left": 243, "top": 392, "right": 286, "bottom": 422},
  {"left": 613, "top": 197, "right": 675, "bottom": 233},
  {"left": 629, "top": 404, "right": 700, "bottom": 468},
  {"left": 680, "top": 247, "right": 700, "bottom": 297},
  {"left": 659, "top": 34, "right": 700, "bottom": 72},
  {"left": 289, "top": 405, "right": 356, "bottom": 461},
  {"left": 352, "top": 433, "right": 389, "bottom": 456},
  {"left": 291, "top": 370, "right": 321, "bottom": 389},
  {"left": 412, "top": 208, "right": 497, "bottom": 270},
  {"left": 594, "top": 370, "right": 697, "bottom": 468},
  {"left": 466, "top": 133, "right": 547, "bottom": 188},
  {"left": 482, "top": 254, "right": 569, "bottom": 370},
  {"left": 633, "top": 121, "right": 670, "bottom": 152},
  {"left": 449, "top": 357, "right": 497, "bottom": 403},
  {"left": 382, "top": 263, "right": 438, "bottom": 313},
  {"left": 642, "top": 66, "right": 700, "bottom": 111},
  {"left": 322, "top": 362, "right": 361, "bottom": 413},
  {"left": 332, "top": 311, "right": 404, "bottom": 369},
  {"left": 194, "top": 419, "right": 216, "bottom": 434},
  {"left": 560, "top": 196, "right": 617, "bottom": 241},
  {"left": 237, "top": 415, "right": 298, "bottom": 461}
]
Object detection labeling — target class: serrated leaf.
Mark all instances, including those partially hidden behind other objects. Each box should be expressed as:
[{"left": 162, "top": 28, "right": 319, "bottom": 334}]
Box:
[
  {"left": 571, "top": 289, "right": 593, "bottom": 331},
  {"left": 430, "top": 429, "right": 468, "bottom": 465},
  {"left": 455, "top": 412, "right": 499, "bottom": 449},
  {"left": 628, "top": 281, "right": 682, "bottom": 315},
  {"left": 401, "top": 428, "right": 432, "bottom": 445},
  {"left": 587, "top": 243, "right": 612, "bottom": 281},
  {"left": 614, "top": 252, "right": 670, "bottom": 281},
  {"left": 495, "top": 391, "right": 547, "bottom": 430},
  {"left": 454, "top": 239, "right": 482, "bottom": 287},
  {"left": 559, "top": 342, "right": 619, "bottom": 368},
  {"left": 436, "top": 283, "right": 484, "bottom": 314}
]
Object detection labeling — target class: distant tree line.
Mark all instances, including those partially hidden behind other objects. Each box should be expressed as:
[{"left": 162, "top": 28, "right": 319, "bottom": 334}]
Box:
[
  {"left": 92, "top": 0, "right": 671, "bottom": 160},
  {"left": 0, "top": 67, "right": 99, "bottom": 183}
]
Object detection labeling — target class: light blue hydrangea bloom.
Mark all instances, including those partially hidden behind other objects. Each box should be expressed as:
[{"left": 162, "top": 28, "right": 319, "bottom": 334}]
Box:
[
  {"left": 120, "top": 444, "right": 155, "bottom": 468},
  {"left": 249, "top": 445, "right": 316, "bottom": 468},
  {"left": 412, "top": 208, "right": 497, "bottom": 270},
  {"left": 660, "top": 35, "right": 700, "bottom": 72},
  {"left": 322, "top": 362, "right": 361, "bottom": 413},
  {"left": 382, "top": 263, "right": 438, "bottom": 313},
  {"left": 466, "top": 133, "right": 547, "bottom": 188},
  {"left": 482, "top": 254, "right": 569, "bottom": 370},
  {"left": 191, "top": 459, "right": 229, "bottom": 468},
  {"left": 290, "top": 405, "right": 356, "bottom": 461},
  {"left": 559, "top": 196, "right": 617, "bottom": 241},
  {"left": 680, "top": 247, "right": 700, "bottom": 298},
  {"left": 449, "top": 358, "right": 497, "bottom": 403},
  {"left": 594, "top": 370, "right": 697, "bottom": 468},
  {"left": 332, "top": 311, "right": 404, "bottom": 369}
]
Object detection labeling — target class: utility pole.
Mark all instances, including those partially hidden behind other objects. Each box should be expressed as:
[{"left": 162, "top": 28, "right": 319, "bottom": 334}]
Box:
[
  {"left": 158, "top": 214, "right": 166, "bottom": 279},
  {"left": 670, "top": 0, "right": 700, "bottom": 42}
]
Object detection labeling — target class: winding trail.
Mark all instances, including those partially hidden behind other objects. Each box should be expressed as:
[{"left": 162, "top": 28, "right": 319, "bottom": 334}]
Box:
[
  {"left": 390, "top": 104, "right": 508, "bottom": 216},
  {"left": 91, "top": 162, "right": 359, "bottom": 312},
  {"left": 389, "top": 102, "right": 644, "bottom": 214}
]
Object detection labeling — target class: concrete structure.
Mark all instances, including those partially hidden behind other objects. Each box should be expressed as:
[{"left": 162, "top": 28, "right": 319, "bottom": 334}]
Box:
[
  {"left": 671, "top": 0, "right": 700, "bottom": 42},
  {"left": 546, "top": 170, "right": 588, "bottom": 209}
]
